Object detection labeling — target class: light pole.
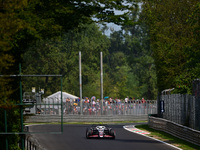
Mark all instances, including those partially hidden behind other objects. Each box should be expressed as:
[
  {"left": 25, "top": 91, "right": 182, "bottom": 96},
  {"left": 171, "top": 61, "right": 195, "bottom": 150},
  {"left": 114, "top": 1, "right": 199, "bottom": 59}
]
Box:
[
  {"left": 100, "top": 52, "right": 103, "bottom": 115},
  {"left": 79, "top": 51, "right": 83, "bottom": 115}
]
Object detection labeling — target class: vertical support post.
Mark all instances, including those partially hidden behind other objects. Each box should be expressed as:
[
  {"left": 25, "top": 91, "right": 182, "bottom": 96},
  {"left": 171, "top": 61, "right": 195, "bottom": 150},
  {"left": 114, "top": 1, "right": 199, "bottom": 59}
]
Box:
[
  {"left": 61, "top": 76, "right": 63, "bottom": 132},
  {"left": 53, "top": 98, "right": 55, "bottom": 114},
  {"left": 45, "top": 101, "right": 46, "bottom": 114},
  {"left": 79, "top": 51, "right": 83, "bottom": 115},
  {"left": 4, "top": 109, "right": 8, "bottom": 150},
  {"left": 100, "top": 52, "right": 103, "bottom": 115},
  {"left": 19, "top": 64, "right": 24, "bottom": 150},
  {"left": 35, "top": 93, "right": 38, "bottom": 114}
]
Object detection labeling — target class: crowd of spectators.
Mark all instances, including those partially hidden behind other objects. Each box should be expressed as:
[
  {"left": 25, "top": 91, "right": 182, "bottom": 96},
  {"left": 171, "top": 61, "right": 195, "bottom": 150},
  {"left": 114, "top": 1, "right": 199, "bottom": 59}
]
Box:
[{"left": 64, "top": 96, "right": 148, "bottom": 115}]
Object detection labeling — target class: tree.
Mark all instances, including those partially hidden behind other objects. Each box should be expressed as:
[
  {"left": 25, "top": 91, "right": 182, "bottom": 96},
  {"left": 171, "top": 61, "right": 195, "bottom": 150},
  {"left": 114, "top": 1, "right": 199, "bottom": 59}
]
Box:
[
  {"left": 22, "top": 23, "right": 110, "bottom": 98},
  {"left": 142, "top": 0, "right": 200, "bottom": 94},
  {"left": 105, "top": 4, "right": 158, "bottom": 100},
  {"left": 104, "top": 51, "right": 129, "bottom": 98},
  {"left": 0, "top": 0, "right": 137, "bottom": 149},
  {"left": 0, "top": 0, "right": 136, "bottom": 74}
]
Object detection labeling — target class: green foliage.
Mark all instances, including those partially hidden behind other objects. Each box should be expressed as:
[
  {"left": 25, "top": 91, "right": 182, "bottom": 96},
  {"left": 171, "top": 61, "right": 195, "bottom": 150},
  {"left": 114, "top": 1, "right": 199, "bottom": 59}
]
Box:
[
  {"left": 0, "top": 107, "right": 21, "bottom": 150},
  {"left": 104, "top": 5, "right": 158, "bottom": 100},
  {"left": 106, "top": 30, "right": 157, "bottom": 99},
  {"left": 142, "top": 0, "right": 200, "bottom": 94},
  {"left": 62, "top": 24, "right": 111, "bottom": 98},
  {"left": 105, "top": 52, "right": 130, "bottom": 98},
  {"left": 0, "top": 0, "right": 137, "bottom": 148},
  {"left": 22, "top": 23, "right": 110, "bottom": 98},
  {"left": 22, "top": 17, "right": 158, "bottom": 100}
]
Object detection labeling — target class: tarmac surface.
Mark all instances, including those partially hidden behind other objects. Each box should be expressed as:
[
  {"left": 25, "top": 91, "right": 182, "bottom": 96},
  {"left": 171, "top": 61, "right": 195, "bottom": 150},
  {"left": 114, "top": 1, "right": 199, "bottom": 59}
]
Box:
[{"left": 29, "top": 124, "right": 179, "bottom": 150}]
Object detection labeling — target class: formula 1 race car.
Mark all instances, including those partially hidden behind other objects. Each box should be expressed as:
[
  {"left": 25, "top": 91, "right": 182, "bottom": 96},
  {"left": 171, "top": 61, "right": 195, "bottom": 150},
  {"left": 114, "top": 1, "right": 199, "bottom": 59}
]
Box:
[{"left": 86, "top": 124, "right": 116, "bottom": 139}]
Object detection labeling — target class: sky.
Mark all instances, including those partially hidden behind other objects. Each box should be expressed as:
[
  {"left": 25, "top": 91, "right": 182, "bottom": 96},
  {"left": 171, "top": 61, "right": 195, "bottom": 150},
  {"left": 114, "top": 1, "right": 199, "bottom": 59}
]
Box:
[
  {"left": 98, "top": 9, "right": 126, "bottom": 36},
  {"left": 99, "top": 2, "right": 142, "bottom": 36}
]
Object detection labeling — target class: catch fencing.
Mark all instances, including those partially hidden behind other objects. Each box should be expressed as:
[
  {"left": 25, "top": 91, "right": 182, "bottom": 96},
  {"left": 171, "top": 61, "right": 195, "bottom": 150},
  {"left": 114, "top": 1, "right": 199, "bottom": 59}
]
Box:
[
  {"left": 161, "top": 94, "right": 198, "bottom": 130},
  {"left": 35, "top": 100, "right": 157, "bottom": 116}
]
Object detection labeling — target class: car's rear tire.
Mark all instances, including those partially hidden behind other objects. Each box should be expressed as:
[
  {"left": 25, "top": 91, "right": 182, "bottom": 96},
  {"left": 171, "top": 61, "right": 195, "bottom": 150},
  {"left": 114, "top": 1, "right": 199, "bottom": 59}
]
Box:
[
  {"left": 110, "top": 130, "right": 115, "bottom": 139},
  {"left": 110, "top": 130, "right": 114, "bottom": 136}
]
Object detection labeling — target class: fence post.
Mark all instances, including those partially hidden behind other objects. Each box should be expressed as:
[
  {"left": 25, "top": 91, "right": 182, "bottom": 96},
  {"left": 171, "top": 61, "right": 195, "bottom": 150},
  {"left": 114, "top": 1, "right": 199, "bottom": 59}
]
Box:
[
  {"left": 19, "top": 64, "right": 25, "bottom": 150},
  {"left": 157, "top": 93, "right": 163, "bottom": 118},
  {"left": 100, "top": 52, "right": 103, "bottom": 115},
  {"left": 193, "top": 79, "right": 200, "bottom": 130}
]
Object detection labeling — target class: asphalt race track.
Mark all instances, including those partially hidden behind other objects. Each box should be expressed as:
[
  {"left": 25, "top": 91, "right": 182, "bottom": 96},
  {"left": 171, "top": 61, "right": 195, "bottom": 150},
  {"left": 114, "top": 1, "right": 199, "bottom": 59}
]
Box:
[{"left": 29, "top": 124, "right": 179, "bottom": 150}]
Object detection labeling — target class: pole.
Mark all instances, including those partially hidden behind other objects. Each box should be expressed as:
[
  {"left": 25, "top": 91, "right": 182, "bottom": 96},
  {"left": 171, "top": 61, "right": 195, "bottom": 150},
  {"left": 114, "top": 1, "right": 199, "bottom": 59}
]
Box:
[
  {"left": 4, "top": 109, "right": 8, "bottom": 150},
  {"left": 100, "top": 52, "right": 103, "bottom": 115},
  {"left": 19, "top": 64, "right": 24, "bottom": 150},
  {"left": 79, "top": 51, "right": 83, "bottom": 115},
  {"left": 61, "top": 76, "right": 63, "bottom": 132}
]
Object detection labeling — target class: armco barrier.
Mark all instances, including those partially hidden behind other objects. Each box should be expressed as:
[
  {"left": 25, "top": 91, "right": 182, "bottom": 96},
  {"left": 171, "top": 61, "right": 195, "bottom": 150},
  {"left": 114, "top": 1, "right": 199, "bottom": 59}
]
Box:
[
  {"left": 149, "top": 115, "right": 200, "bottom": 146},
  {"left": 25, "top": 114, "right": 148, "bottom": 123},
  {"left": 25, "top": 135, "right": 46, "bottom": 150}
]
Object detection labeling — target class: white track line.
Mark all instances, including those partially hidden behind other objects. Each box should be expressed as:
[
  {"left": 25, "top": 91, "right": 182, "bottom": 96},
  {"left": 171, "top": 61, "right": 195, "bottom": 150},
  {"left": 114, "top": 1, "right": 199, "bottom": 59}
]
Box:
[{"left": 123, "top": 125, "right": 182, "bottom": 150}]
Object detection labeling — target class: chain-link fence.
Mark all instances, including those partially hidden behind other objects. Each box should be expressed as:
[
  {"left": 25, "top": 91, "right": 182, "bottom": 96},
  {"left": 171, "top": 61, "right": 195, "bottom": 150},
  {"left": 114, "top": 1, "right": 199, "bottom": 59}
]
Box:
[{"left": 34, "top": 100, "right": 157, "bottom": 116}]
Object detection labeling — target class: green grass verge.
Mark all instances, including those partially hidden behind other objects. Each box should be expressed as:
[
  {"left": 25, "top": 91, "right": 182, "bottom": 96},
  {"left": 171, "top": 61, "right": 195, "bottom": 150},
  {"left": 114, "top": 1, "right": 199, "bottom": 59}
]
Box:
[{"left": 135, "top": 124, "right": 200, "bottom": 150}]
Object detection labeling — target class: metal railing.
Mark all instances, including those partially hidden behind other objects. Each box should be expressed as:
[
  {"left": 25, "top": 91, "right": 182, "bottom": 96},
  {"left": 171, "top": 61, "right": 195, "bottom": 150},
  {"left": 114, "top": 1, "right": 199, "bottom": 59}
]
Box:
[
  {"left": 35, "top": 100, "right": 157, "bottom": 116},
  {"left": 25, "top": 135, "right": 46, "bottom": 150},
  {"left": 149, "top": 115, "right": 200, "bottom": 146}
]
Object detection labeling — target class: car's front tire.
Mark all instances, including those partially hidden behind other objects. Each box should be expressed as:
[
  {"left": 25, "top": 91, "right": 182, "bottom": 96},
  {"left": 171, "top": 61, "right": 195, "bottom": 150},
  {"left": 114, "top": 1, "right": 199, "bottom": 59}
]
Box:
[
  {"left": 86, "top": 128, "right": 89, "bottom": 139},
  {"left": 86, "top": 128, "right": 92, "bottom": 139}
]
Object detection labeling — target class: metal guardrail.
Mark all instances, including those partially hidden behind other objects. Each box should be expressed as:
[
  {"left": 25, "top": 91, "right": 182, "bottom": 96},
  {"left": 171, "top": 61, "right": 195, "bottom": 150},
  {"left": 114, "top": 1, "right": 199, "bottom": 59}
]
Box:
[
  {"left": 149, "top": 115, "right": 200, "bottom": 146},
  {"left": 25, "top": 115, "right": 149, "bottom": 123},
  {"left": 25, "top": 135, "right": 46, "bottom": 150}
]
